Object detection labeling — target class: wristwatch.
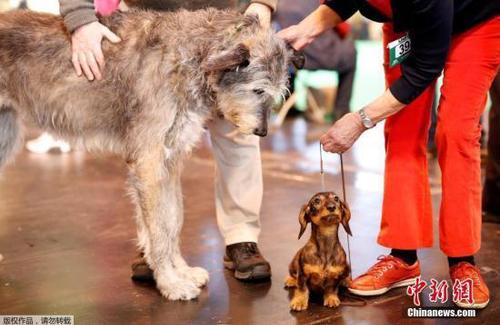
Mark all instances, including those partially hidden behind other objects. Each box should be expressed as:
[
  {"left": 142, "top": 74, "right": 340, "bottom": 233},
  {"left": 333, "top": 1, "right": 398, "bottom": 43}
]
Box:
[{"left": 358, "top": 108, "right": 376, "bottom": 129}]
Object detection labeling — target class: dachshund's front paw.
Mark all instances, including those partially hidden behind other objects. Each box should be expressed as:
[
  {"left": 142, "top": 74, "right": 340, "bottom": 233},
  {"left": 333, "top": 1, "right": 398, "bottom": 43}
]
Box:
[
  {"left": 284, "top": 276, "right": 297, "bottom": 288},
  {"left": 290, "top": 299, "right": 308, "bottom": 311},
  {"left": 290, "top": 294, "right": 309, "bottom": 311},
  {"left": 323, "top": 294, "right": 341, "bottom": 308}
]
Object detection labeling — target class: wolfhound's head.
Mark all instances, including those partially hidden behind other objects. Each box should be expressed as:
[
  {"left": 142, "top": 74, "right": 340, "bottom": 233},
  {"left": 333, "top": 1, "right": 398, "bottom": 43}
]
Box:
[{"left": 202, "top": 14, "right": 303, "bottom": 137}]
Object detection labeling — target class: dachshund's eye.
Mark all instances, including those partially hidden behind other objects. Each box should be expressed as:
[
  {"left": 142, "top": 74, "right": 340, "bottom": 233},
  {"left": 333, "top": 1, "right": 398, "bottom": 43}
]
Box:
[
  {"left": 334, "top": 196, "right": 339, "bottom": 202},
  {"left": 313, "top": 197, "right": 322, "bottom": 205}
]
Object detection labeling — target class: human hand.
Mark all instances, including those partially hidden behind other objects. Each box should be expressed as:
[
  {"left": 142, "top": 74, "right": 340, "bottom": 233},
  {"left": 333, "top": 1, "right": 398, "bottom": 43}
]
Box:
[
  {"left": 245, "top": 3, "right": 272, "bottom": 28},
  {"left": 320, "top": 113, "right": 366, "bottom": 153},
  {"left": 277, "top": 24, "right": 316, "bottom": 51},
  {"left": 71, "top": 21, "right": 121, "bottom": 81},
  {"left": 277, "top": 5, "right": 341, "bottom": 50}
]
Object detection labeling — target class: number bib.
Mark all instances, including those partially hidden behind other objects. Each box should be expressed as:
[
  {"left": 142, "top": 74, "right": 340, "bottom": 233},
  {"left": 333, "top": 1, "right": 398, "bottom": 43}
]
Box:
[{"left": 388, "top": 34, "right": 411, "bottom": 67}]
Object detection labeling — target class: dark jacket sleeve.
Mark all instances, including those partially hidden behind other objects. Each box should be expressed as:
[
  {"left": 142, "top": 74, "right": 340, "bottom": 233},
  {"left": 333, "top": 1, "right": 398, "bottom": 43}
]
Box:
[
  {"left": 323, "top": 0, "right": 359, "bottom": 21},
  {"left": 389, "top": 0, "right": 453, "bottom": 104}
]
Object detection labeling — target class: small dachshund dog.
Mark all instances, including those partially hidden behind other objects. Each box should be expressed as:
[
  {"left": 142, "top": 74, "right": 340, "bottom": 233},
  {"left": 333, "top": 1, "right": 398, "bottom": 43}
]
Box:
[{"left": 285, "top": 192, "right": 352, "bottom": 311}]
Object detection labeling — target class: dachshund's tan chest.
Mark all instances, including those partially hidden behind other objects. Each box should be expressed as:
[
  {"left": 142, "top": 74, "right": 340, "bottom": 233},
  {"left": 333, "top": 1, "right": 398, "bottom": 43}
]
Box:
[{"left": 304, "top": 264, "right": 345, "bottom": 288}]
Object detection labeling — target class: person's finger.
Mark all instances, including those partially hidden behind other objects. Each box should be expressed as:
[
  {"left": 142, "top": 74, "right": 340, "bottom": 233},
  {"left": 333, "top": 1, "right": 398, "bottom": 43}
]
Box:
[
  {"left": 71, "top": 52, "right": 82, "bottom": 77},
  {"left": 321, "top": 138, "right": 332, "bottom": 148},
  {"left": 102, "top": 27, "right": 121, "bottom": 43},
  {"left": 94, "top": 46, "right": 105, "bottom": 70},
  {"left": 323, "top": 143, "right": 335, "bottom": 153},
  {"left": 78, "top": 52, "right": 94, "bottom": 81},
  {"left": 85, "top": 51, "right": 102, "bottom": 80}
]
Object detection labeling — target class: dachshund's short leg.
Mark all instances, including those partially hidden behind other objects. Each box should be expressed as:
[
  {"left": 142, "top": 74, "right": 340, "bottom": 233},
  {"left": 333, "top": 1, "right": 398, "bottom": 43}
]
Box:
[
  {"left": 284, "top": 275, "right": 297, "bottom": 288},
  {"left": 323, "top": 286, "right": 341, "bottom": 308},
  {"left": 286, "top": 251, "right": 301, "bottom": 288},
  {"left": 290, "top": 287, "right": 309, "bottom": 311}
]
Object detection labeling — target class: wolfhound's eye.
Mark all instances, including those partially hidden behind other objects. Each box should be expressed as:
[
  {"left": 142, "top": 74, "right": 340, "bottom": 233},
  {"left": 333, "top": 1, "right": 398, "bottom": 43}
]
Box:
[
  {"left": 239, "top": 59, "right": 250, "bottom": 69},
  {"left": 253, "top": 89, "right": 265, "bottom": 95}
]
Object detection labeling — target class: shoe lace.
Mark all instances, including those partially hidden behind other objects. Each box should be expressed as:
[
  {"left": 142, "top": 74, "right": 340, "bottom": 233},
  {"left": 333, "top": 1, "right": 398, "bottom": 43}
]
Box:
[
  {"left": 453, "top": 263, "right": 481, "bottom": 286},
  {"left": 238, "top": 243, "right": 260, "bottom": 259},
  {"left": 365, "top": 255, "right": 399, "bottom": 279}
]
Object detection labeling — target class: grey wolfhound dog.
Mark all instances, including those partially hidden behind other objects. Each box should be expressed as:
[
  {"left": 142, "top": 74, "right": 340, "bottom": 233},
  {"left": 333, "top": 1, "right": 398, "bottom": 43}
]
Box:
[{"left": 0, "top": 9, "right": 296, "bottom": 300}]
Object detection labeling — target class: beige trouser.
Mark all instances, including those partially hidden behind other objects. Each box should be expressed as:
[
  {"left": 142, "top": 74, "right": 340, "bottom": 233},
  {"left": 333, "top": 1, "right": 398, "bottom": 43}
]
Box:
[{"left": 207, "top": 117, "right": 263, "bottom": 246}]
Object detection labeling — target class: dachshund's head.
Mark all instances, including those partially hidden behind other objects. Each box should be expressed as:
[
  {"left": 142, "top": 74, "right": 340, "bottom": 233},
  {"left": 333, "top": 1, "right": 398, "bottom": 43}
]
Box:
[{"left": 298, "top": 192, "right": 352, "bottom": 239}]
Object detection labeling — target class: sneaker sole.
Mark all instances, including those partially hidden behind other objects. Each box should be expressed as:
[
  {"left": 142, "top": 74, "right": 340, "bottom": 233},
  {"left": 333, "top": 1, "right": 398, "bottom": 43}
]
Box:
[
  {"left": 348, "top": 276, "right": 419, "bottom": 296},
  {"left": 223, "top": 260, "right": 271, "bottom": 281},
  {"left": 454, "top": 299, "right": 489, "bottom": 309}
]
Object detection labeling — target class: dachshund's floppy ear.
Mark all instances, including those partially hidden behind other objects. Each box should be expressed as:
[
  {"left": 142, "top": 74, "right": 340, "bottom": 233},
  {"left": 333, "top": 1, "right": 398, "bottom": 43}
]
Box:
[
  {"left": 340, "top": 201, "right": 352, "bottom": 236},
  {"left": 202, "top": 43, "right": 250, "bottom": 73},
  {"left": 298, "top": 204, "right": 311, "bottom": 239}
]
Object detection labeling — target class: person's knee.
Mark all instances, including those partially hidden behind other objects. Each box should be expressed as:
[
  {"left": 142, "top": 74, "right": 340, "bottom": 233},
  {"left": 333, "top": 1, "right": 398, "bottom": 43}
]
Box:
[{"left": 436, "top": 119, "right": 481, "bottom": 155}]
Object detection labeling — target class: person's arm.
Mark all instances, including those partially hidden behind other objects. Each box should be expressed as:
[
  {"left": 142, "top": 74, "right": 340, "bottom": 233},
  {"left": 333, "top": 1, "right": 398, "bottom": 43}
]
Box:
[
  {"left": 321, "top": 0, "right": 454, "bottom": 153},
  {"left": 60, "top": 0, "right": 98, "bottom": 33},
  {"left": 245, "top": 0, "right": 277, "bottom": 28},
  {"left": 250, "top": 0, "right": 277, "bottom": 12},
  {"left": 277, "top": 4, "right": 349, "bottom": 50},
  {"left": 387, "top": 0, "right": 453, "bottom": 105},
  {"left": 59, "top": 0, "right": 121, "bottom": 81}
]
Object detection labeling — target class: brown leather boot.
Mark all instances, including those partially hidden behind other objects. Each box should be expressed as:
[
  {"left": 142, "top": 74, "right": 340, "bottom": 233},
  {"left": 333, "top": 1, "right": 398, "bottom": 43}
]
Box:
[
  {"left": 223, "top": 242, "right": 271, "bottom": 281},
  {"left": 131, "top": 252, "right": 154, "bottom": 282}
]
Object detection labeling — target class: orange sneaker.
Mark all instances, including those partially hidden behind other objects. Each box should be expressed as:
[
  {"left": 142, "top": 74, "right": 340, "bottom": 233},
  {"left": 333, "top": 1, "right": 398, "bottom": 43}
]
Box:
[
  {"left": 348, "top": 255, "right": 421, "bottom": 296},
  {"left": 450, "top": 262, "right": 489, "bottom": 309}
]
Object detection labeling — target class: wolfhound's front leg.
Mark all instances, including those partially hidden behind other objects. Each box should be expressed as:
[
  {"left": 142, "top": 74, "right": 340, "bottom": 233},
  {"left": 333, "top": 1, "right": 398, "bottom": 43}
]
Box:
[
  {"left": 129, "top": 150, "right": 201, "bottom": 300},
  {"left": 169, "top": 170, "right": 209, "bottom": 287}
]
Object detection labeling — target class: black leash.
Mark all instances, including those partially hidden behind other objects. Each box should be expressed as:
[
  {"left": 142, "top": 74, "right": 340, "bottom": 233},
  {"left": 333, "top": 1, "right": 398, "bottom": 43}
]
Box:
[
  {"left": 320, "top": 144, "right": 368, "bottom": 307},
  {"left": 319, "top": 143, "right": 352, "bottom": 269}
]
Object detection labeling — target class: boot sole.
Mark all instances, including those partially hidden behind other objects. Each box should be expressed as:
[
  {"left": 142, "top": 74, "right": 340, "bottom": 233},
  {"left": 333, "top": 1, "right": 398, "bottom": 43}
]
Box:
[
  {"left": 223, "top": 260, "right": 271, "bottom": 281},
  {"left": 348, "top": 276, "right": 419, "bottom": 296}
]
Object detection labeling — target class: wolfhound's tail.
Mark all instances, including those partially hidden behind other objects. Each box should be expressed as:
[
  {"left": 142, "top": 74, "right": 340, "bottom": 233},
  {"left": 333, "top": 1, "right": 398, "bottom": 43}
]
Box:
[{"left": 0, "top": 105, "right": 20, "bottom": 168}]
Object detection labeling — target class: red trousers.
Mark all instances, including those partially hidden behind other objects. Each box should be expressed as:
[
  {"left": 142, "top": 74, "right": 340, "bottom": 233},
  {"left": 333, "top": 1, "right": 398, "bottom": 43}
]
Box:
[{"left": 378, "top": 17, "right": 500, "bottom": 257}]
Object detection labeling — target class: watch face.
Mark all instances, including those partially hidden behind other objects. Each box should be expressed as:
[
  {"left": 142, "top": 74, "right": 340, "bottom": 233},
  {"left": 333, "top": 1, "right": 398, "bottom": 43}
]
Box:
[
  {"left": 359, "top": 110, "right": 374, "bottom": 128},
  {"left": 362, "top": 119, "right": 373, "bottom": 128}
]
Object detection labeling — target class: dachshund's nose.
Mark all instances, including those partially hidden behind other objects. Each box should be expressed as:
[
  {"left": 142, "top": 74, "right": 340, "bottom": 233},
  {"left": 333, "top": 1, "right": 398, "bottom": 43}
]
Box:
[{"left": 326, "top": 202, "right": 336, "bottom": 211}]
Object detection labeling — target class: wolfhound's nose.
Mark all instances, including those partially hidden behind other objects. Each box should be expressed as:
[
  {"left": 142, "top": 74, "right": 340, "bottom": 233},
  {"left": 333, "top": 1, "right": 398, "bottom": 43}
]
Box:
[{"left": 253, "top": 128, "right": 267, "bottom": 137}]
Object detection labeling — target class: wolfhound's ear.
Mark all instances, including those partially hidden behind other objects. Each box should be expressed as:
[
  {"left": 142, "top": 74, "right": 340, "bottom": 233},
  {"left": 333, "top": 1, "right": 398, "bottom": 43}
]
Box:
[
  {"left": 202, "top": 43, "right": 250, "bottom": 73},
  {"left": 298, "top": 204, "right": 311, "bottom": 240},
  {"left": 286, "top": 44, "right": 305, "bottom": 70}
]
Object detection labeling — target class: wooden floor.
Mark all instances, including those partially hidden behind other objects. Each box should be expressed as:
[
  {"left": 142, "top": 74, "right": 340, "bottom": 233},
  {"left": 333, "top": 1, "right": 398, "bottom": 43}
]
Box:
[{"left": 0, "top": 119, "right": 498, "bottom": 324}]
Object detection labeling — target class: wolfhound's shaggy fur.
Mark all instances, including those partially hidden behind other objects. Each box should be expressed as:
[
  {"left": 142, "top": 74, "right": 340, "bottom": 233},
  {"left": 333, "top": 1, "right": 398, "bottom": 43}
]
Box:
[{"left": 0, "top": 8, "right": 292, "bottom": 300}]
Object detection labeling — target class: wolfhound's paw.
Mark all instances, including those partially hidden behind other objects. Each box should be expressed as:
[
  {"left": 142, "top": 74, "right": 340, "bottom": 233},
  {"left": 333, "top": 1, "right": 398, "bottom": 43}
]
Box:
[
  {"left": 181, "top": 266, "right": 209, "bottom": 287},
  {"left": 158, "top": 277, "right": 201, "bottom": 300}
]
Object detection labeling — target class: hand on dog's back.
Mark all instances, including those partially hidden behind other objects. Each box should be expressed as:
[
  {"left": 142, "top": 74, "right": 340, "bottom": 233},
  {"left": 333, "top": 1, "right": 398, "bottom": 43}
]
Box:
[{"left": 70, "top": 21, "right": 121, "bottom": 81}]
